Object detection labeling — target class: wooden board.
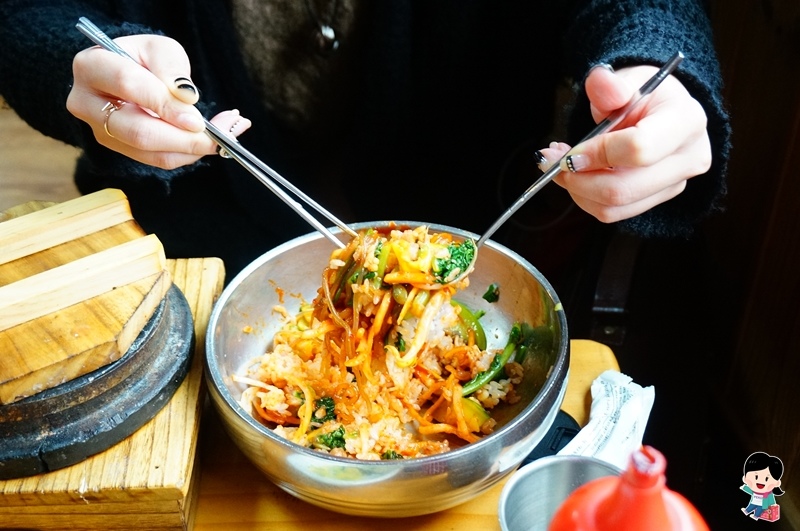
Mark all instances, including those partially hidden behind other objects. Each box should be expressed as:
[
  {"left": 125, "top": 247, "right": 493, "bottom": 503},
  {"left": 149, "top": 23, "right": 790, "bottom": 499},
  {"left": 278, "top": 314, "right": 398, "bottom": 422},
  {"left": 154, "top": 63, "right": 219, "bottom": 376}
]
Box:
[
  {"left": 0, "top": 191, "right": 171, "bottom": 404},
  {"left": 0, "top": 256, "right": 226, "bottom": 530}
]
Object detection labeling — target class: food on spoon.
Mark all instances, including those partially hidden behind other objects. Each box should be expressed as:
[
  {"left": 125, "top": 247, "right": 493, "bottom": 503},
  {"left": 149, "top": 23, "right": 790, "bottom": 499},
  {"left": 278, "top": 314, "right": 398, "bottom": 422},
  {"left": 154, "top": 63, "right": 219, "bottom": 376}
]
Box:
[{"left": 235, "top": 225, "right": 526, "bottom": 459}]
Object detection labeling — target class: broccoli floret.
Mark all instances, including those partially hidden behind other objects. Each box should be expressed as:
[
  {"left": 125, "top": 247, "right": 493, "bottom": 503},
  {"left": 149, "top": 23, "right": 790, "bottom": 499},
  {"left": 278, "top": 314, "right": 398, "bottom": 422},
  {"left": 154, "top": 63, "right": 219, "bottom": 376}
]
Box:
[
  {"left": 312, "top": 396, "right": 337, "bottom": 424},
  {"left": 433, "top": 240, "right": 475, "bottom": 284},
  {"left": 316, "top": 426, "right": 346, "bottom": 449}
]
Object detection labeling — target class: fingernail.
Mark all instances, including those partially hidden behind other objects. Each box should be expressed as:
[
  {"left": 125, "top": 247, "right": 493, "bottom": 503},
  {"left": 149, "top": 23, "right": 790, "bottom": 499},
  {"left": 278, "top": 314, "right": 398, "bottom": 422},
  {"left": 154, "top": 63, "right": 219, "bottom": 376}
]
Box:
[
  {"left": 176, "top": 112, "right": 205, "bottom": 131},
  {"left": 174, "top": 77, "right": 198, "bottom": 96},
  {"left": 533, "top": 150, "right": 551, "bottom": 171},
  {"left": 590, "top": 63, "right": 615, "bottom": 74},
  {"left": 562, "top": 154, "right": 589, "bottom": 173}
]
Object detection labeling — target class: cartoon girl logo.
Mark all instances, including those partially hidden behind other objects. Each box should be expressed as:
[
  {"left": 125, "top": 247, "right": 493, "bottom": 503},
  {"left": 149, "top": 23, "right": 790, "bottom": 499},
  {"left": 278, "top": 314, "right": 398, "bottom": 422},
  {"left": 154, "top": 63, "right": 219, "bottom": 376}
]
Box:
[{"left": 741, "top": 452, "right": 785, "bottom": 522}]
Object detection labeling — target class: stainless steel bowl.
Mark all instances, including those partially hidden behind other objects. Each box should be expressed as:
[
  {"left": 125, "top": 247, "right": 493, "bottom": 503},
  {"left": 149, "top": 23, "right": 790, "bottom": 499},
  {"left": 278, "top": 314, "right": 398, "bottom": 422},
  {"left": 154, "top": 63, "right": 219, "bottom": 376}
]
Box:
[
  {"left": 498, "top": 455, "right": 621, "bottom": 531},
  {"left": 205, "top": 221, "right": 569, "bottom": 517}
]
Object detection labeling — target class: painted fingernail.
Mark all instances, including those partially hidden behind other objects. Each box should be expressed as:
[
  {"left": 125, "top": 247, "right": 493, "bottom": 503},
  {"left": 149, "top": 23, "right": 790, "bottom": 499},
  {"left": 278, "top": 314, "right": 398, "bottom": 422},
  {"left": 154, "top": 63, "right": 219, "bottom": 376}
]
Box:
[
  {"left": 174, "top": 77, "right": 198, "bottom": 95},
  {"left": 534, "top": 150, "right": 551, "bottom": 171},
  {"left": 562, "top": 154, "right": 589, "bottom": 173}
]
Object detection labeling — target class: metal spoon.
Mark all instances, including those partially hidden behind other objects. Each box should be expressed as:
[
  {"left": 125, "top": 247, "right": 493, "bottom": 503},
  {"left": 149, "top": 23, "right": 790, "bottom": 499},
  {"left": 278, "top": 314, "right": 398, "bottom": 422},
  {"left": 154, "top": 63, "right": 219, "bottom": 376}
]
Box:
[{"left": 476, "top": 51, "right": 685, "bottom": 249}]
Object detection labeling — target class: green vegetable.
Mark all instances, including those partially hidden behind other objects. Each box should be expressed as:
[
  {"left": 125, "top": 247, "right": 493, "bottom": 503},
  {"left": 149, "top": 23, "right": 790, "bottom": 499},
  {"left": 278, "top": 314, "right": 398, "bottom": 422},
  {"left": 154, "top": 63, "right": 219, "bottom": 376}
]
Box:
[
  {"left": 510, "top": 324, "right": 553, "bottom": 368},
  {"left": 433, "top": 240, "right": 476, "bottom": 284},
  {"left": 461, "top": 322, "right": 552, "bottom": 396},
  {"left": 460, "top": 397, "right": 490, "bottom": 430},
  {"left": 316, "top": 426, "right": 346, "bottom": 449},
  {"left": 411, "top": 289, "right": 430, "bottom": 316},
  {"left": 372, "top": 242, "right": 391, "bottom": 288},
  {"left": 430, "top": 395, "right": 490, "bottom": 431},
  {"left": 313, "top": 397, "right": 337, "bottom": 424},
  {"left": 450, "top": 300, "right": 487, "bottom": 350},
  {"left": 381, "top": 450, "right": 404, "bottom": 460},
  {"left": 331, "top": 255, "right": 357, "bottom": 302},
  {"left": 482, "top": 283, "right": 500, "bottom": 303},
  {"left": 395, "top": 333, "right": 406, "bottom": 352},
  {"left": 392, "top": 284, "right": 408, "bottom": 304}
]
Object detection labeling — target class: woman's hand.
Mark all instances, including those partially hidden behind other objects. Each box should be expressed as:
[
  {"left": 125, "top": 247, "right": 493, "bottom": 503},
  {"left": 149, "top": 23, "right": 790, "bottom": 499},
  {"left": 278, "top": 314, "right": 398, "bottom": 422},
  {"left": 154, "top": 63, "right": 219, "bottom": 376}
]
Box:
[
  {"left": 66, "top": 34, "right": 251, "bottom": 169},
  {"left": 536, "top": 63, "right": 711, "bottom": 223}
]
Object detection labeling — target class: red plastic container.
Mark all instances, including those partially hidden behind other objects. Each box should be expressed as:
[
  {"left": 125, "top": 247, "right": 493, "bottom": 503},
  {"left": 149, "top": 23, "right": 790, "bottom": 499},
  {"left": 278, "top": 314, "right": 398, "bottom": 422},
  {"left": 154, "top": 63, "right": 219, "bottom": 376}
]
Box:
[{"left": 548, "top": 446, "right": 709, "bottom": 530}]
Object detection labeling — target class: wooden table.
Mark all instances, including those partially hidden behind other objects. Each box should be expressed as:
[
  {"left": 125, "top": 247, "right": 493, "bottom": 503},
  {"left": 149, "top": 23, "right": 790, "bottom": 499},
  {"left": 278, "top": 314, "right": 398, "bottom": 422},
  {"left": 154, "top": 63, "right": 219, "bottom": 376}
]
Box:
[{"left": 0, "top": 244, "right": 619, "bottom": 530}]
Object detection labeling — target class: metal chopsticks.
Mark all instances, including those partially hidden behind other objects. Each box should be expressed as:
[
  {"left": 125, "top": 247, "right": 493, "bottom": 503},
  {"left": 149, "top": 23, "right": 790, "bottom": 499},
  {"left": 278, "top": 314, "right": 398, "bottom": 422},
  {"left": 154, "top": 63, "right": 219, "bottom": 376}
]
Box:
[{"left": 76, "top": 17, "right": 356, "bottom": 249}]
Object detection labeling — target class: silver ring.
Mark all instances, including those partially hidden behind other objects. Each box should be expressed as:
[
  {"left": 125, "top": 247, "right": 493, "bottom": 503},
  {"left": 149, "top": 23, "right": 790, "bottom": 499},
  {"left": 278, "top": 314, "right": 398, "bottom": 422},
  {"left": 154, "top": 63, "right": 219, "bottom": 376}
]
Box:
[
  {"left": 101, "top": 100, "right": 125, "bottom": 138},
  {"left": 216, "top": 145, "right": 233, "bottom": 159}
]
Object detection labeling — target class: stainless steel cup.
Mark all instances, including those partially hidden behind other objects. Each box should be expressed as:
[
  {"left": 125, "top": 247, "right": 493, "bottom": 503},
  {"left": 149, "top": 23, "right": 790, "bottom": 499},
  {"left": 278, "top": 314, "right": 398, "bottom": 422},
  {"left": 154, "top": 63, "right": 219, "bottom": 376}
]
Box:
[{"left": 498, "top": 455, "right": 621, "bottom": 531}]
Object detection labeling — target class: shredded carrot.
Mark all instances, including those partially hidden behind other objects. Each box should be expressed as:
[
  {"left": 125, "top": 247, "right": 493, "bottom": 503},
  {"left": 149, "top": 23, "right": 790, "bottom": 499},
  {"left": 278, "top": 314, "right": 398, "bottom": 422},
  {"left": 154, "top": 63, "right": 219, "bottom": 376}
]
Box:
[
  {"left": 399, "top": 396, "right": 434, "bottom": 426},
  {"left": 451, "top": 381, "right": 470, "bottom": 440},
  {"left": 252, "top": 402, "right": 301, "bottom": 425},
  {"left": 237, "top": 226, "right": 508, "bottom": 459},
  {"left": 419, "top": 423, "right": 480, "bottom": 444},
  {"left": 418, "top": 379, "right": 445, "bottom": 403},
  {"left": 423, "top": 391, "right": 448, "bottom": 423},
  {"left": 383, "top": 270, "right": 436, "bottom": 285}
]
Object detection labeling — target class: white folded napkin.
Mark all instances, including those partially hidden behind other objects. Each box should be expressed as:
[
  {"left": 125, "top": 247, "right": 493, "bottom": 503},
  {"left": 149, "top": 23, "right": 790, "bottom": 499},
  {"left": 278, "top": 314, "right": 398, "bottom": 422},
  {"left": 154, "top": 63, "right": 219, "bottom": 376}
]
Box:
[{"left": 557, "top": 369, "right": 655, "bottom": 470}]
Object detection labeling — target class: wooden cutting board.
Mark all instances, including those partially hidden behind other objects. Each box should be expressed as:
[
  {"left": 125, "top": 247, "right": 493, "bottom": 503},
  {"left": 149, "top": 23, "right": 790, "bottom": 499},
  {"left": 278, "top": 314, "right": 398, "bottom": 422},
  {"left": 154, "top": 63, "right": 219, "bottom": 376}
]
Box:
[{"left": 0, "top": 189, "right": 171, "bottom": 404}]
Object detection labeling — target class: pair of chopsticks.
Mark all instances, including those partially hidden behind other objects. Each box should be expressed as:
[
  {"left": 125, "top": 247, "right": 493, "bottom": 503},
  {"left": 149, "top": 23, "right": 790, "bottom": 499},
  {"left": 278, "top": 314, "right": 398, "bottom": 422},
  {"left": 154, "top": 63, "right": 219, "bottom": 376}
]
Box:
[{"left": 76, "top": 17, "right": 355, "bottom": 249}]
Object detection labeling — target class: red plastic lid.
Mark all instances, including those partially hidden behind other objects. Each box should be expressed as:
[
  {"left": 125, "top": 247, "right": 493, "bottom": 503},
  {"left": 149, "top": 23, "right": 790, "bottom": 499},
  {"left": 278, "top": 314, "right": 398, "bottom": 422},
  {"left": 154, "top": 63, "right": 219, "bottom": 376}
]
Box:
[{"left": 548, "top": 446, "right": 710, "bottom": 531}]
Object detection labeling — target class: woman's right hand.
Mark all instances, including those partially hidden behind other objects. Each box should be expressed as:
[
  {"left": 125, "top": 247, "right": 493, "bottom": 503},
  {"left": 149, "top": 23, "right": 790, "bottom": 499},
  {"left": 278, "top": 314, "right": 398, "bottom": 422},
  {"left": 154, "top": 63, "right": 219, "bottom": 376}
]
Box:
[{"left": 66, "top": 34, "right": 251, "bottom": 169}]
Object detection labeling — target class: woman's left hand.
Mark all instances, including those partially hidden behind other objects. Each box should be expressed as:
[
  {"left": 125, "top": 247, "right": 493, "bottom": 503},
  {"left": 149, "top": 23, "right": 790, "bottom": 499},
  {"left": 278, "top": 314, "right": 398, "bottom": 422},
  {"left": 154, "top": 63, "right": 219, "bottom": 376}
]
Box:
[{"left": 537, "top": 63, "right": 711, "bottom": 223}]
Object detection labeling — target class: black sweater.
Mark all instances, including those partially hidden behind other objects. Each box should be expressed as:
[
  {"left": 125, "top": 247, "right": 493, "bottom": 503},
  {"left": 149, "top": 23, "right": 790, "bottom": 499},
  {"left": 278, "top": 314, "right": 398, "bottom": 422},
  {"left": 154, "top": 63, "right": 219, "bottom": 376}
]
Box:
[{"left": 0, "top": 0, "right": 730, "bottom": 280}]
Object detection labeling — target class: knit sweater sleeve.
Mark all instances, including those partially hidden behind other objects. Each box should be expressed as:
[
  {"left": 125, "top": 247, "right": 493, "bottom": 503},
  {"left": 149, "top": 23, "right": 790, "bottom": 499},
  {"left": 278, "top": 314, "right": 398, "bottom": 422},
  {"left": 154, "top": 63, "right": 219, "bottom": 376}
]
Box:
[
  {"left": 0, "top": 0, "right": 198, "bottom": 184},
  {"left": 563, "top": 0, "right": 731, "bottom": 238}
]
